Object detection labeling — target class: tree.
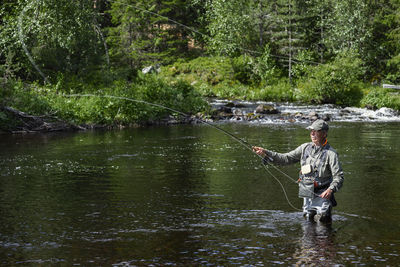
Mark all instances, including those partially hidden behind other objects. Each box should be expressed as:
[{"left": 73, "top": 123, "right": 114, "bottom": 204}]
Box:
[
  {"left": 324, "top": 0, "right": 372, "bottom": 54},
  {"left": 107, "top": 0, "right": 200, "bottom": 70},
  {"left": 204, "top": 0, "right": 252, "bottom": 56},
  {"left": 385, "top": 0, "right": 400, "bottom": 82},
  {"left": 0, "top": 0, "right": 107, "bottom": 82},
  {"left": 263, "top": 0, "right": 310, "bottom": 82}
]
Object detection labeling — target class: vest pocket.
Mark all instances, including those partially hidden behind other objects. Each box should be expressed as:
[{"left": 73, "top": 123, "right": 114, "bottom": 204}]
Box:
[{"left": 298, "top": 177, "right": 315, "bottom": 198}]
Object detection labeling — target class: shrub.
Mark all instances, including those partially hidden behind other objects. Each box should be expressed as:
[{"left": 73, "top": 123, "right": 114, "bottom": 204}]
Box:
[
  {"left": 252, "top": 45, "right": 280, "bottom": 86},
  {"left": 162, "top": 56, "right": 234, "bottom": 85},
  {"left": 1, "top": 73, "right": 209, "bottom": 127},
  {"left": 296, "top": 49, "right": 364, "bottom": 106},
  {"left": 250, "top": 79, "right": 295, "bottom": 102},
  {"left": 231, "top": 55, "right": 254, "bottom": 85},
  {"left": 361, "top": 88, "right": 400, "bottom": 110}
]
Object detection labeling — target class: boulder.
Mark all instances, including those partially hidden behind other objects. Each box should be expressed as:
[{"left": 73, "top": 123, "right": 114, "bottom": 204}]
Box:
[
  {"left": 321, "top": 114, "right": 331, "bottom": 121},
  {"left": 217, "top": 106, "right": 232, "bottom": 114},
  {"left": 255, "top": 104, "right": 279, "bottom": 114},
  {"left": 308, "top": 111, "right": 319, "bottom": 121}
]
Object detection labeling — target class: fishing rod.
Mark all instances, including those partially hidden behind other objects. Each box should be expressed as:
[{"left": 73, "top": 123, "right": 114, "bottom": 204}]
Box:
[
  {"left": 63, "top": 93, "right": 303, "bottom": 211},
  {"left": 63, "top": 94, "right": 375, "bottom": 220}
]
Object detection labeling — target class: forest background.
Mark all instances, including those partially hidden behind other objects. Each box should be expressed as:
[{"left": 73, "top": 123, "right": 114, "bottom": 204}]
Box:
[{"left": 1, "top": 0, "right": 400, "bottom": 129}]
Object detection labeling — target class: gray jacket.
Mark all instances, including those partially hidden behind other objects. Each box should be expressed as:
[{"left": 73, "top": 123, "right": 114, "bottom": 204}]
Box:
[{"left": 265, "top": 142, "right": 344, "bottom": 192}]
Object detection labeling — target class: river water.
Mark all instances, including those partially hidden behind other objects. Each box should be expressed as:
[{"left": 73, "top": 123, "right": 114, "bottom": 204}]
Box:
[{"left": 0, "top": 120, "right": 399, "bottom": 265}]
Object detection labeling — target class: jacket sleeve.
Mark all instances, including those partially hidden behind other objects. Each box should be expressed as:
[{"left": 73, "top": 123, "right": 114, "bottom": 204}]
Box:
[
  {"left": 328, "top": 151, "right": 344, "bottom": 192},
  {"left": 264, "top": 143, "right": 306, "bottom": 165}
]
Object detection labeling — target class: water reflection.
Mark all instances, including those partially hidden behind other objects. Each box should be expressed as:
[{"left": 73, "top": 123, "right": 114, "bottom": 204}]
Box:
[{"left": 293, "top": 221, "right": 336, "bottom": 266}]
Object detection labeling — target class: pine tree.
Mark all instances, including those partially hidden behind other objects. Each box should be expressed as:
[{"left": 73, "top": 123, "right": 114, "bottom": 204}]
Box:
[
  {"left": 107, "top": 0, "right": 200, "bottom": 70},
  {"left": 266, "top": 0, "right": 308, "bottom": 82}
]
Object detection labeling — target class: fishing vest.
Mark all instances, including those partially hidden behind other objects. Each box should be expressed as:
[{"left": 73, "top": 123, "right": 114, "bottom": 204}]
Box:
[{"left": 298, "top": 143, "right": 332, "bottom": 198}]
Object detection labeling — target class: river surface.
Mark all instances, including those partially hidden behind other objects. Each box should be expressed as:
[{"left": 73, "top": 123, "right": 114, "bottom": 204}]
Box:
[{"left": 0, "top": 121, "right": 399, "bottom": 265}]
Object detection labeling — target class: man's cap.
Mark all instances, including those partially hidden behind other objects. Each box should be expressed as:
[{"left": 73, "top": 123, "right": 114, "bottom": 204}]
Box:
[{"left": 306, "top": 119, "right": 329, "bottom": 131}]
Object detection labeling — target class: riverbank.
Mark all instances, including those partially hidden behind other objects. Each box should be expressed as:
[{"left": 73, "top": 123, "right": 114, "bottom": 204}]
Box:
[
  {"left": 2, "top": 96, "right": 400, "bottom": 134},
  {"left": 1, "top": 66, "right": 400, "bottom": 133},
  {"left": 0, "top": 75, "right": 208, "bottom": 133}
]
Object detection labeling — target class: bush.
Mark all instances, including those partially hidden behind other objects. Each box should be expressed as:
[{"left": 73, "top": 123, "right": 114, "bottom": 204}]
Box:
[
  {"left": 1, "top": 73, "right": 209, "bottom": 127},
  {"left": 161, "top": 55, "right": 285, "bottom": 100},
  {"left": 49, "top": 74, "right": 208, "bottom": 124},
  {"left": 0, "top": 80, "right": 51, "bottom": 115},
  {"left": 296, "top": 49, "right": 364, "bottom": 106},
  {"left": 252, "top": 45, "right": 280, "bottom": 86},
  {"left": 231, "top": 55, "right": 254, "bottom": 85},
  {"left": 250, "top": 79, "right": 295, "bottom": 102},
  {"left": 162, "top": 56, "right": 234, "bottom": 86},
  {"left": 361, "top": 87, "right": 400, "bottom": 110}
]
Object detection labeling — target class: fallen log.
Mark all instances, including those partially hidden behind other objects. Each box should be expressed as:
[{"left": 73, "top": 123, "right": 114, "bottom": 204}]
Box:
[{"left": 1, "top": 106, "right": 86, "bottom": 133}]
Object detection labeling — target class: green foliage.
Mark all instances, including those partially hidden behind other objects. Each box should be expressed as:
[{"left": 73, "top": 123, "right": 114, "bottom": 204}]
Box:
[
  {"left": 291, "top": 50, "right": 317, "bottom": 80},
  {"left": 296, "top": 50, "right": 364, "bottom": 106},
  {"left": 231, "top": 55, "right": 254, "bottom": 85},
  {"left": 205, "top": 0, "right": 252, "bottom": 56},
  {"left": 252, "top": 45, "right": 280, "bottom": 85},
  {"left": 324, "top": 0, "right": 372, "bottom": 54},
  {"left": 0, "top": 0, "right": 106, "bottom": 82},
  {"left": 0, "top": 80, "right": 51, "bottom": 115},
  {"left": 160, "top": 55, "right": 294, "bottom": 101},
  {"left": 361, "top": 88, "right": 400, "bottom": 110},
  {"left": 107, "top": 0, "right": 199, "bottom": 69},
  {"left": 50, "top": 75, "right": 208, "bottom": 124},
  {"left": 162, "top": 56, "right": 234, "bottom": 86},
  {"left": 385, "top": 0, "right": 400, "bottom": 83},
  {"left": 1, "top": 74, "right": 208, "bottom": 126},
  {"left": 230, "top": 47, "right": 280, "bottom": 86},
  {"left": 249, "top": 79, "right": 295, "bottom": 102},
  {"left": 161, "top": 56, "right": 252, "bottom": 98},
  {"left": 2, "top": 0, "right": 400, "bottom": 121}
]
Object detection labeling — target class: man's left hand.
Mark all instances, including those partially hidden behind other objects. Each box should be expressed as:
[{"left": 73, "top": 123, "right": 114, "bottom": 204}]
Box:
[{"left": 320, "top": 188, "right": 333, "bottom": 199}]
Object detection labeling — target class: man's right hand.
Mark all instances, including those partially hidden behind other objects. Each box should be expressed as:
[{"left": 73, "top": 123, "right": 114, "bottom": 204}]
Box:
[{"left": 252, "top": 146, "right": 267, "bottom": 157}]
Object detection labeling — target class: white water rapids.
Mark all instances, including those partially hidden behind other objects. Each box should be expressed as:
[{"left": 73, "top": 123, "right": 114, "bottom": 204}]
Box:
[{"left": 210, "top": 99, "right": 400, "bottom": 123}]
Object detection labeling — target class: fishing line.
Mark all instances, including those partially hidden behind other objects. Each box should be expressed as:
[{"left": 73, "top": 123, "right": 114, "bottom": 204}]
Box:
[
  {"left": 15, "top": 3, "right": 367, "bottom": 217},
  {"left": 63, "top": 93, "right": 302, "bottom": 211},
  {"left": 62, "top": 95, "right": 370, "bottom": 219}
]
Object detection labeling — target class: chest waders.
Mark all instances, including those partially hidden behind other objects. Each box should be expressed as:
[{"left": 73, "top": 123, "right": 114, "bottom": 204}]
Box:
[{"left": 299, "top": 144, "right": 335, "bottom": 222}]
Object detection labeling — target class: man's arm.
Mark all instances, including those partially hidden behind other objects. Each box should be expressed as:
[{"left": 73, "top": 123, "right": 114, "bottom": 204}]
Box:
[
  {"left": 321, "top": 151, "right": 344, "bottom": 199},
  {"left": 253, "top": 144, "right": 306, "bottom": 165}
]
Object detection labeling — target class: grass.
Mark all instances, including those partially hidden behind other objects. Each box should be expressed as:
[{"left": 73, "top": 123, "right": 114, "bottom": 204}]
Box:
[{"left": 0, "top": 73, "right": 209, "bottom": 130}]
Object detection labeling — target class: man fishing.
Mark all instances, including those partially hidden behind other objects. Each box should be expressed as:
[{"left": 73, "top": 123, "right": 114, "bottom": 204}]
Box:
[{"left": 252, "top": 119, "right": 344, "bottom": 222}]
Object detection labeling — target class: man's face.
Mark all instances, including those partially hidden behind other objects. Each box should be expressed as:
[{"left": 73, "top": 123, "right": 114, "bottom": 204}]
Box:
[{"left": 310, "top": 130, "right": 327, "bottom": 146}]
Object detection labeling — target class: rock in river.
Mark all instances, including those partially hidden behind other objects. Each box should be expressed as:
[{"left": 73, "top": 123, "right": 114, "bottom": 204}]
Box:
[{"left": 255, "top": 104, "right": 279, "bottom": 114}]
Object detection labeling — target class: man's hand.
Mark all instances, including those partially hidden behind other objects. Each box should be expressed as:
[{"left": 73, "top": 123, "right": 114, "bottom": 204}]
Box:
[
  {"left": 252, "top": 146, "right": 267, "bottom": 157},
  {"left": 320, "top": 188, "right": 333, "bottom": 199}
]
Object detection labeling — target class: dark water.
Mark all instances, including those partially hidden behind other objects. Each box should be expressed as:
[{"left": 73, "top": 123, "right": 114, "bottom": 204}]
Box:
[{"left": 0, "top": 122, "right": 399, "bottom": 266}]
